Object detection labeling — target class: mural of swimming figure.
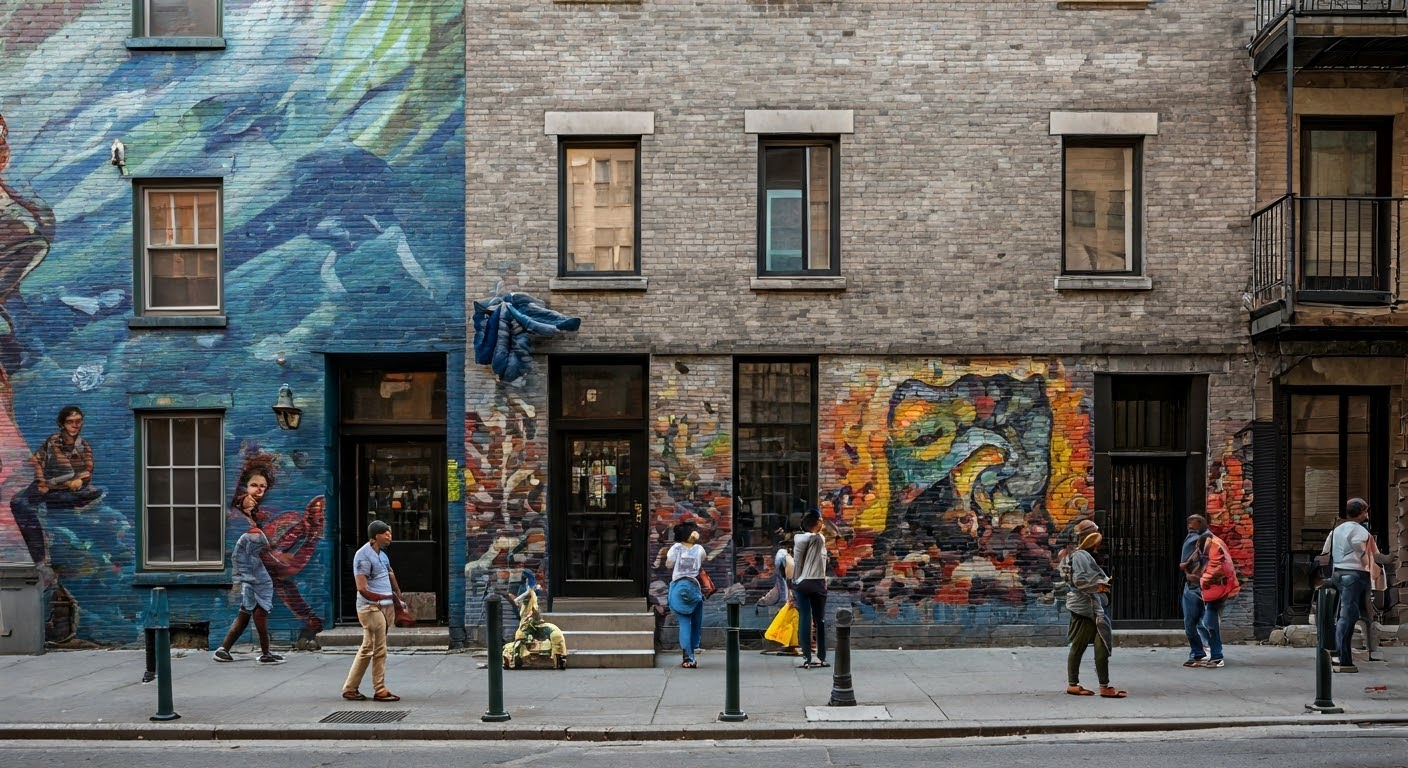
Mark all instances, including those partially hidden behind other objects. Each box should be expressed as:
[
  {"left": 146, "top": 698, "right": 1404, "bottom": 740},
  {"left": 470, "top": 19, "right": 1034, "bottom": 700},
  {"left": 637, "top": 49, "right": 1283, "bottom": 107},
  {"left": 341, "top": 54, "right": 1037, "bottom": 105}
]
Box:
[
  {"left": 230, "top": 452, "right": 326, "bottom": 647},
  {"left": 0, "top": 112, "right": 56, "bottom": 561},
  {"left": 877, "top": 374, "right": 1061, "bottom": 608}
]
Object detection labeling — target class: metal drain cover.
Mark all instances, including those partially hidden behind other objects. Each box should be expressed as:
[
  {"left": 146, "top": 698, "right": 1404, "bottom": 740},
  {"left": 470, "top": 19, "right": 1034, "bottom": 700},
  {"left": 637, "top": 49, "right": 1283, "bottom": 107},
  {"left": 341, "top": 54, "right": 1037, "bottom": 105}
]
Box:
[{"left": 320, "top": 710, "right": 409, "bottom": 724}]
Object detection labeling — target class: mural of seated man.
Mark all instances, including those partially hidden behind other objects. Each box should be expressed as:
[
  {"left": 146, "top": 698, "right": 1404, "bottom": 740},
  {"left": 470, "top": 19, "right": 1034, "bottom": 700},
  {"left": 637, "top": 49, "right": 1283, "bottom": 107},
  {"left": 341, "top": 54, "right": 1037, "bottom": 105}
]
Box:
[{"left": 12, "top": 404, "right": 103, "bottom": 563}]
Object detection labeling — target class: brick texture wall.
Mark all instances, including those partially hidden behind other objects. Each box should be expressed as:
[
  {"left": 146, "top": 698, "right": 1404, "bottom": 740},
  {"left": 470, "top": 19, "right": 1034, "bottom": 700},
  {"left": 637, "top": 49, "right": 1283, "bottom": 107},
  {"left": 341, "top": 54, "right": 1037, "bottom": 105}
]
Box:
[{"left": 0, "top": 1, "right": 464, "bottom": 645}]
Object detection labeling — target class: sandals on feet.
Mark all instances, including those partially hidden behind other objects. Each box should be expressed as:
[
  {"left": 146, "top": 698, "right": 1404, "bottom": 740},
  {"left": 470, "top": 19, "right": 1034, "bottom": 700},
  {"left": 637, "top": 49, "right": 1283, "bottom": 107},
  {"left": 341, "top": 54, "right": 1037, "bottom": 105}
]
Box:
[
  {"left": 1099, "top": 686, "right": 1128, "bottom": 699},
  {"left": 341, "top": 690, "right": 367, "bottom": 701},
  {"left": 373, "top": 690, "right": 401, "bottom": 702},
  {"left": 681, "top": 659, "right": 697, "bottom": 669},
  {"left": 812, "top": 661, "right": 830, "bottom": 668},
  {"left": 1066, "top": 684, "right": 1095, "bottom": 696}
]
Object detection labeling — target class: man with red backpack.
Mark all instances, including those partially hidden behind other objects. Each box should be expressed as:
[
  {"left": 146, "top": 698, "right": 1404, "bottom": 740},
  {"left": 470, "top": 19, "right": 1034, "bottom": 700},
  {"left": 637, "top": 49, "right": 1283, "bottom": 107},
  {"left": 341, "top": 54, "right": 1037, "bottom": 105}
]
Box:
[{"left": 1188, "top": 525, "right": 1240, "bottom": 669}]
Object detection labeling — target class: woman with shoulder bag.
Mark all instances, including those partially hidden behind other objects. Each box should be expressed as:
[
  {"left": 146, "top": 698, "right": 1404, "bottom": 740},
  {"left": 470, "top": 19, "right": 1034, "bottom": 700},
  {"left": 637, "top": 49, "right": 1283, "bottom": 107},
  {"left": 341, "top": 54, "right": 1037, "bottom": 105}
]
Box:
[
  {"left": 792, "top": 510, "right": 830, "bottom": 670},
  {"left": 1195, "top": 530, "right": 1240, "bottom": 669},
  {"left": 660, "top": 522, "right": 707, "bottom": 668}
]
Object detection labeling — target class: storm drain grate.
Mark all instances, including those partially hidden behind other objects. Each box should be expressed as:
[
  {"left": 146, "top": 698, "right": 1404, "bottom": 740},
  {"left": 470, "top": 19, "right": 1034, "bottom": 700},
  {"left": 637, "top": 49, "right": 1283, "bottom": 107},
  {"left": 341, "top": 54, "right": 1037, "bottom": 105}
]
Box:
[{"left": 320, "top": 710, "right": 410, "bottom": 724}]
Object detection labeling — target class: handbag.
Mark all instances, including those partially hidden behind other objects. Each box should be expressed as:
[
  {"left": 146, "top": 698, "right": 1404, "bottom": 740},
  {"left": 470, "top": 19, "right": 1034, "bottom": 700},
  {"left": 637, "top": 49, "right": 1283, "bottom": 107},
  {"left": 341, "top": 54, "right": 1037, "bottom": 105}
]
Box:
[
  {"left": 394, "top": 601, "right": 417, "bottom": 628},
  {"left": 764, "top": 603, "right": 800, "bottom": 647},
  {"left": 697, "top": 569, "right": 716, "bottom": 599}
]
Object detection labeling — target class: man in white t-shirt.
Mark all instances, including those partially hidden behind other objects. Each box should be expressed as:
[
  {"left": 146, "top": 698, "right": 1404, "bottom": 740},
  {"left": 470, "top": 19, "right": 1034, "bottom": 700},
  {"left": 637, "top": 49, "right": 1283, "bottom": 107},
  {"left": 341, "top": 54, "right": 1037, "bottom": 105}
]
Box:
[{"left": 1330, "top": 498, "right": 1372, "bottom": 673}]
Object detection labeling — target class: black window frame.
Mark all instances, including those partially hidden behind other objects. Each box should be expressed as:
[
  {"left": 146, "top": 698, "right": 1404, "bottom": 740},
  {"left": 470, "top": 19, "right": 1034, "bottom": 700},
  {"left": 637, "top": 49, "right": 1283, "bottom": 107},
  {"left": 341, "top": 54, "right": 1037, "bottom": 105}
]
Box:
[
  {"left": 1061, "top": 136, "right": 1143, "bottom": 276},
  {"left": 557, "top": 138, "right": 642, "bottom": 277},
  {"left": 733, "top": 357, "right": 819, "bottom": 550},
  {"left": 756, "top": 137, "right": 841, "bottom": 277}
]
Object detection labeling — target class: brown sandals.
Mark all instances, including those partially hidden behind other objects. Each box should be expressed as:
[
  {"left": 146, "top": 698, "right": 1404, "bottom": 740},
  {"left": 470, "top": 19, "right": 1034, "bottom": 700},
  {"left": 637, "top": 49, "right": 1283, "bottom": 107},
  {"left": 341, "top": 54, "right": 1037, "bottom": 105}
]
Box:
[
  {"left": 341, "top": 690, "right": 367, "bottom": 701},
  {"left": 373, "top": 689, "right": 401, "bottom": 702},
  {"left": 1099, "top": 686, "right": 1128, "bottom": 698},
  {"left": 1066, "top": 684, "right": 1095, "bottom": 696}
]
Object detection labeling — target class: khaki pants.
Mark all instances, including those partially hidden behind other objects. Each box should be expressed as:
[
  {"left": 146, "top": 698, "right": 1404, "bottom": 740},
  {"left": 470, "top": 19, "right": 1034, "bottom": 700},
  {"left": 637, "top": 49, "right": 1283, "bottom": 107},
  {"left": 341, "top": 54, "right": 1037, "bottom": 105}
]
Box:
[{"left": 343, "top": 603, "right": 393, "bottom": 694}]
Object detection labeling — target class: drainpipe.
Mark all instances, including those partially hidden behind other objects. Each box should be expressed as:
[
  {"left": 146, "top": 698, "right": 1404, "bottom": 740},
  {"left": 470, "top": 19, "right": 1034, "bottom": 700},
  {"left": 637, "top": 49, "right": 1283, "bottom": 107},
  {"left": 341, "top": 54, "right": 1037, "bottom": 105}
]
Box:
[{"left": 1285, "top": 4, "right": 1297, "bottom": 318}]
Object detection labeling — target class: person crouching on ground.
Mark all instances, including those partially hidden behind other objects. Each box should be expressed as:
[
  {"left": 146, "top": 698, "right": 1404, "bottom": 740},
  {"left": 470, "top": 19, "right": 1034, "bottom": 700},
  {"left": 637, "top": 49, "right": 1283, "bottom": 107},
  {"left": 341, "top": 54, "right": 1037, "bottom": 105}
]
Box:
[
  {"left": 342, "top": 520, "right": 407, "bottom": 701},
  {"left": 1061, "top": 519, "right": 1125, "bottom": 698}
]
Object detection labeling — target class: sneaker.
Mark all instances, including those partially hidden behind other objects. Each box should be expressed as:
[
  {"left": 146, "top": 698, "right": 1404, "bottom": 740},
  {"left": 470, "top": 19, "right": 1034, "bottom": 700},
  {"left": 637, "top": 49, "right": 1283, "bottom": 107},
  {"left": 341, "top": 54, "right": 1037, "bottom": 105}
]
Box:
[
  {"left": 1332, "top": 664, "right": 1359, "bottom": 673},
  {"left": 1182, "top": 656, "right": 1207, "bottom": 668},
  {"left": 257, "top": 654, "right": 285, "bottom": 665},
  {"left": 212, "top": 648, "right": 233, "bottom": 662},
  {"left": 1198, "top": 658, "right": 1225, "bottom": 668}
]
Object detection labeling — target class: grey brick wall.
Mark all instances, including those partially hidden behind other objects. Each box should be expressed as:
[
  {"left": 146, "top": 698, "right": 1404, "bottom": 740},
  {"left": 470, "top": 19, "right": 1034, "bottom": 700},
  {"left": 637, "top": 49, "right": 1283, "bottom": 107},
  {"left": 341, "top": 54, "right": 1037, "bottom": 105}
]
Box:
[{"left": 470, "top": 0, "right": 1254, "bottom": 358}]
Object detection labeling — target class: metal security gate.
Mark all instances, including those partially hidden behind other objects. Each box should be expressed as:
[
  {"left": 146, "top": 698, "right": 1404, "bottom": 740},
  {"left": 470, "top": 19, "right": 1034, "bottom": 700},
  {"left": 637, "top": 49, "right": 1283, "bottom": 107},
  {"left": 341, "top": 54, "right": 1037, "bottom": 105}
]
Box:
[{"left": 1106, "top": 459, "right": 1185, "bottom": 624}]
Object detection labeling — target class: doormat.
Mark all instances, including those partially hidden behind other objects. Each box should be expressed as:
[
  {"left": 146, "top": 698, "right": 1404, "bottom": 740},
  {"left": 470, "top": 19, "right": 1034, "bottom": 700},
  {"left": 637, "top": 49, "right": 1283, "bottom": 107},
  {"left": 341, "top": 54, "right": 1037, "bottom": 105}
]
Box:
[{"left": 320, "top": 710, "right": 410, "bottom": 724}]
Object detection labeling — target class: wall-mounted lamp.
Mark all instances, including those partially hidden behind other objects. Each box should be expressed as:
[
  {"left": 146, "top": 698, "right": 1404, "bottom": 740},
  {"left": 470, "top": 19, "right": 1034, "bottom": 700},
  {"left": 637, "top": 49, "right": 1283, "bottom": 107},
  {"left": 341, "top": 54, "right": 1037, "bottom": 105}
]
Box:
[
  {"left": 272, "top": 383, "right": 302, "bottom": 430},
  {"left": 110, "top": 139, "right": 126, "bottom": 176}
]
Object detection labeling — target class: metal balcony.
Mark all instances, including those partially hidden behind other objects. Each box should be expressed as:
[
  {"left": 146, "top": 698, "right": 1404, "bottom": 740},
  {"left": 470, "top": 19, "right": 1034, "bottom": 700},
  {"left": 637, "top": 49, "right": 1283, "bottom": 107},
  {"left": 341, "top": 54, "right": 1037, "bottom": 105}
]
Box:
[
  {"left": 1252, "top": 0, "right": 1408, "bottom": 75},
  {"left": 1249, "top": 195, "right": 1400, "bottom": 331}
]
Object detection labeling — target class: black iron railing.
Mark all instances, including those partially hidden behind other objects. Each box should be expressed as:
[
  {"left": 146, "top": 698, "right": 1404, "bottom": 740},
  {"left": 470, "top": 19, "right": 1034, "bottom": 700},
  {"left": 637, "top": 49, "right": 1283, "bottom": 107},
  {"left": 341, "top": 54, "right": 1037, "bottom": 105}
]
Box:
[
  {"left": 1250, "top": 194, "right": 1401, "bottom": 310},
  {"left": 1256, "top": 0, "right": 1408, "bottom": 41},
  {"left": 1251, "top": 195, "right": 1291, "bottom": 308}
]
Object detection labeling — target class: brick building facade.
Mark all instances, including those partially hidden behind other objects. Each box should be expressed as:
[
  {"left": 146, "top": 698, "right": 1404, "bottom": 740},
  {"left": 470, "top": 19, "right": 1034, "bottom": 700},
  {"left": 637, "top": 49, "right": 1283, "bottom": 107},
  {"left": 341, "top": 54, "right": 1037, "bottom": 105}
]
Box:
[
  {"left": 0, "top": 1, "right": 465, "bottom": 646},
  {"left": 466, "top": 0, "right": 1265, "bottom": 644}
]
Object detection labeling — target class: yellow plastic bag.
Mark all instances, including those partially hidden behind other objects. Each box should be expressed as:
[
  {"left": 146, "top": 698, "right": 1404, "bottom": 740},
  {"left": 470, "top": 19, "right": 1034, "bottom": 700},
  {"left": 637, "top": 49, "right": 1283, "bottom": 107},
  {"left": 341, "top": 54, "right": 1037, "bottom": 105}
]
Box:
[{"left": 764, "top": 603, "right": 799, "bottom": 647}]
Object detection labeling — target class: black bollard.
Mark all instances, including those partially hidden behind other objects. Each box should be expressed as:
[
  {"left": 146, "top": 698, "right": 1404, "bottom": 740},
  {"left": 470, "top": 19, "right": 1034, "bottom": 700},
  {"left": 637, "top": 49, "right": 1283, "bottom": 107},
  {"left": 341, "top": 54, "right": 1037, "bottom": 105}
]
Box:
[
  {"left": 148, "top": 587, "right": 180, "bottom": 721},
  {"left": 482, "top": 593, "right": 511, "bottom": 722},
  {"left": 141, "top": 627, "right": 157, "bottom": 684},
  {"left": 719, "top": 597, "right": 748, "bottom": 722},
  {"left": 1306, "top": 579, "right": 1343, "bottom": 714},
  {"left": 828, "top": 607, "right": 856, "bottom": 707}
]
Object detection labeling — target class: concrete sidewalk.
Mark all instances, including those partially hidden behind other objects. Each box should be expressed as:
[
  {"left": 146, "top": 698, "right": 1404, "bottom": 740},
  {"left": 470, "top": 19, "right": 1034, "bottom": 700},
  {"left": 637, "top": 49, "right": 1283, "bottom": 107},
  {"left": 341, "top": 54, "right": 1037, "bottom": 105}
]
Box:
[{"left": 1, "top": 643, "right": 1404, "bottom": 741}]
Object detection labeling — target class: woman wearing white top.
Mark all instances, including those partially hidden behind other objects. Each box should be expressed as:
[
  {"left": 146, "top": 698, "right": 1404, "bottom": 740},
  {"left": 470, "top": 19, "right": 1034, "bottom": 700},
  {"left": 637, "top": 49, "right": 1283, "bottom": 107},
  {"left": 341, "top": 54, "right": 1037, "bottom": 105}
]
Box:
[
  {"left": 792, "top": 510, "right": 830, "bottom": 669},
  {"left": 663, "top": 522, "right": 707, "bottom": 668}
]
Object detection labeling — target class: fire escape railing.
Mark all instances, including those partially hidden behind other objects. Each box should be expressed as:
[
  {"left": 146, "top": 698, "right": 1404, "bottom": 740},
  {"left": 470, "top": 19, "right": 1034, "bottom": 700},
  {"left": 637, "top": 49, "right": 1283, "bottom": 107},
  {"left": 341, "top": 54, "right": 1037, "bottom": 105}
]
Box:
[
  {"left": 1251, "top": 195, "right": 1402, "bottom": 312},
  {"left": 1257, "top": 0, "right": 1408, "bottom": 41}
]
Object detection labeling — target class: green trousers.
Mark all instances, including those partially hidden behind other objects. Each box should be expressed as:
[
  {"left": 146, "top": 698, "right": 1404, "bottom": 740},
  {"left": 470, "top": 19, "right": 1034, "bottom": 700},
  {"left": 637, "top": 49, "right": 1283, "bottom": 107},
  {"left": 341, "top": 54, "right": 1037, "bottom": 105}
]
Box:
[{"left": 1067, "top": 612, "right": 1110, "bottom": 687}]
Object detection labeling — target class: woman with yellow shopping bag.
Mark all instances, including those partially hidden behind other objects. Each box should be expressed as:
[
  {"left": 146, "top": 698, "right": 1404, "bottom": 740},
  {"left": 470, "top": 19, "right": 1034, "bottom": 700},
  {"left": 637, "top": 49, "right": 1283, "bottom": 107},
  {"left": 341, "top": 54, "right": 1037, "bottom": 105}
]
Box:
[{"left": 762, "top": 532, "right": 800, "bottom": 654}]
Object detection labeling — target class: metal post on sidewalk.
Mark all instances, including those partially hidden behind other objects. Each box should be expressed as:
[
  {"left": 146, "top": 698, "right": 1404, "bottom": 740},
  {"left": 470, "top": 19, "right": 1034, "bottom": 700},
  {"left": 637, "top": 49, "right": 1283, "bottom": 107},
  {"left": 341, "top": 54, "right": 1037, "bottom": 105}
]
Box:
[
  {"left": 148, "top": 587, "right": 180, "bottom": 721},
  {"left": 482, "top": 593, "right": 511, "bottom": 722},
  {"left": 1306, "top": 578, "right": 1343, "bottom": 714},
  {"left": 828, "top": 607, "right": 856, "bottom": 707},
  {"left": 719, "top": 596, "right": 748, "bottom": 722}
]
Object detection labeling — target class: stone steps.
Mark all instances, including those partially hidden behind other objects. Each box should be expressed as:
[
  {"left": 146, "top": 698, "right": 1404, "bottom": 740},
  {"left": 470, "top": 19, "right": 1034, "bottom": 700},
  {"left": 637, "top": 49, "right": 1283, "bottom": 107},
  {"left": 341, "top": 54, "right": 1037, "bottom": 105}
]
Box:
[{"left": 315, "top": 625, "right": 451, "bottom": 649}]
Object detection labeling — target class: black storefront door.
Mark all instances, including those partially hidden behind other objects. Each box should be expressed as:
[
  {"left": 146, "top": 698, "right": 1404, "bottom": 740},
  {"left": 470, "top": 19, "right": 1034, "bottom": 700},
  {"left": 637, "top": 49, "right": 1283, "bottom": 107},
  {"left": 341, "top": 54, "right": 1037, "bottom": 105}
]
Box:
[{"left": 555, "top": 433, "right": 646, "bottom": 598}]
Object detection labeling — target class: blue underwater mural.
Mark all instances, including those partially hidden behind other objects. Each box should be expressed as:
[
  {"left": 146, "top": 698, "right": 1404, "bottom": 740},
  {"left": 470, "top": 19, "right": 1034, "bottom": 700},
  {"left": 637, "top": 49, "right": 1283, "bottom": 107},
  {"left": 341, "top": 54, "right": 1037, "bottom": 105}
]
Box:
[{"left": 0, "top": 1, "right": 464, "bottom": 645}]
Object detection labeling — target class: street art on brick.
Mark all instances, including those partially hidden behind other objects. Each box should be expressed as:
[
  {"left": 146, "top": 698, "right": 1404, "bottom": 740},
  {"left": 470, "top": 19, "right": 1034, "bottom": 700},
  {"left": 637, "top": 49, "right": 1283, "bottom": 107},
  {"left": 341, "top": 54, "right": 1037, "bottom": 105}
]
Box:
[
  {"left": 729, "top": 359, "right": 1095, "bottom": 635},
  {"left": 0, "top": 1, "right": 464, "bottom": 644}
]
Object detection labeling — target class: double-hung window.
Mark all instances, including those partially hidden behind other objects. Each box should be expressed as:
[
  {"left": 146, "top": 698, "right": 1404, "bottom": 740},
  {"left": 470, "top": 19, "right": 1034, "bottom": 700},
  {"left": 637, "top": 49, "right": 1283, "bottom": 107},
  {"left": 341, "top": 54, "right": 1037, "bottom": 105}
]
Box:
[
  {"left": 1062, "top": 138, "right": 1142, "bottom": 274},
  {"left": 141, "top": 412, "right": 225, "bottom": 569},
  {"left": 138, "top": 0, "right": 221, "bottom": 38},
  {"left": 137, "top": 181, "right": 222, "bottom": 314},
  {"left": 758, "top": 139, "right": 839, "bottom": 276},
  {"left": 560, "top": 141, "right": 640, "bottom": 275}
]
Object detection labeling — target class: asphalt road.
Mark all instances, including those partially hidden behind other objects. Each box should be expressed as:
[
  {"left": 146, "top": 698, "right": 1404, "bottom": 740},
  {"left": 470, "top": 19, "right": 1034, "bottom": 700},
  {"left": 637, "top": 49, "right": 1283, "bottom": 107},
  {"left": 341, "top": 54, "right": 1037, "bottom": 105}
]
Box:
[{"left": 2, "top": 726, "right": 1407, "bottom": 768}]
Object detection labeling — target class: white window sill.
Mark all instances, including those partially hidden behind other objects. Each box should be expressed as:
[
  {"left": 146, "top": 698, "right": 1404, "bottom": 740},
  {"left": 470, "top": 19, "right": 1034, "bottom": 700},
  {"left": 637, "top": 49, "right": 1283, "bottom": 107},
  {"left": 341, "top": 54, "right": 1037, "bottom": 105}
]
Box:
[
  {"left": 1054, "top": 275, "right": 1153, "bottom": 291},
  {"left": 750, "top": 276, "right": 848, "bottom": 292},
  {"left": 1056, "top": 0, "right": 1151, "bottom": 8},
  {"left": 549, "top": 276, "right": 648, "bottom": 292}
]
